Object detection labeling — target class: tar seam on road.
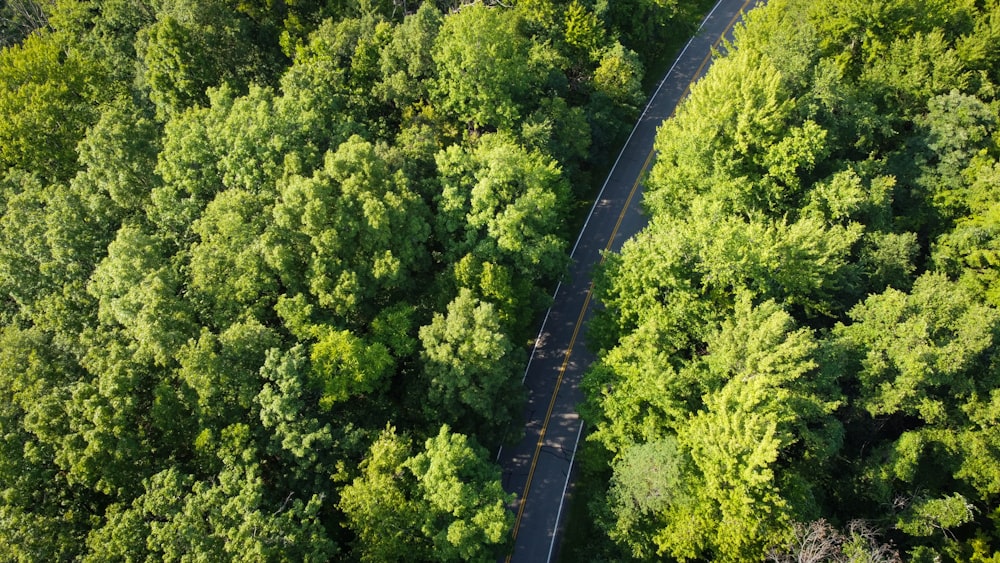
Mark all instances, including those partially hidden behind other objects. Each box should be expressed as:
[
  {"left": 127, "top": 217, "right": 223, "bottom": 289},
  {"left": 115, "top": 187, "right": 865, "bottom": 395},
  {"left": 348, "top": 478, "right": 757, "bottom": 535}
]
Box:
[
  {"left": 503, "top": 0, "right": 756, "bottom": 560},
  {"left": 507, "top": 282, "right": 594, "bottom": 548}
]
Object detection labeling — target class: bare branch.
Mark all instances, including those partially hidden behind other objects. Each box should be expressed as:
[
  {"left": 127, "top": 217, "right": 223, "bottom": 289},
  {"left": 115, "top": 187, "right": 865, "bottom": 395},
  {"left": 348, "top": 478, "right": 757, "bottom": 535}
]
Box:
[
  {"left": 0, "top": 0, "right": 50, "bottom": 46},
  {"left": 768, "top": 520, "right": 901, "bottom": 563}
]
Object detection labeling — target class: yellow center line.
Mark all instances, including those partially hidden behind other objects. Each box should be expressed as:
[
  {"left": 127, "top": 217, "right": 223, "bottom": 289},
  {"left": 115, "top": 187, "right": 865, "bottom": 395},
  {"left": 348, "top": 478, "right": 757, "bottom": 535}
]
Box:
[
  {"left": 504, "top": 1, "right": 755, "bottom": 559},
  {"left": 599, "top": 0, "right": 751, "bottom": 260},
  {"left": 678, "top": 0, "right": 753, "bottom": 106},
  {"left": 508, "top": 123, "right": 654, "bottom": 550},
  {"left": 602, "top": 150, "right": 657, "bottom": 258},
  {"left": 508, "top": 282, "right": 594, "bottom": 548}
]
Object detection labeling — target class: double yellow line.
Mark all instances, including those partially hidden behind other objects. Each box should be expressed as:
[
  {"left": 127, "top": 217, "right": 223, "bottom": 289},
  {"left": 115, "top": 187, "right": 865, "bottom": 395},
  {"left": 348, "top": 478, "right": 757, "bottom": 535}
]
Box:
[{"left": 505, "top": 0, "right": 755, "bottom": 559}]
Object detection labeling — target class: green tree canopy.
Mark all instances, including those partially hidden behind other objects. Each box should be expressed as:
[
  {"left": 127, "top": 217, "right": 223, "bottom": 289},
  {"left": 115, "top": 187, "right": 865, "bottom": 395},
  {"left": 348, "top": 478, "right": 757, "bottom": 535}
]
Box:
[
  {"left": 581, "top": 0, "right": 1000, "bottom": 559},
  {"left": 340, "top": 425, "right": 513, "bottom": 562}
]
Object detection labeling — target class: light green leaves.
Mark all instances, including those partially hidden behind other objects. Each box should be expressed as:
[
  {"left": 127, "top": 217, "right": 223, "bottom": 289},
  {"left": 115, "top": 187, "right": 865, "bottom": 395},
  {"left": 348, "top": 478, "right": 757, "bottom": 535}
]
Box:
[
  {"left": 340, "top": 425, "right": 513, "bottom": 563},
  {"left": 835, "top": 272, "right": 999, "bottom": 421},
  {"left": 0, "top": 31, "right": 104, "bottom": 181},
  {"left": 585, "top": 1, "right": 1000, "bottom": 556},
  {"left": 594, "top": 299, "right": 837, "bottom": 561},
  {"left": 311, "top": 329, "right": 393, "bottom": 407},
  {"left": 431, "top": 3, "right": 557, "bottom": 131},
  {"left": 436, "top": 133, "right": 569, "bottom": 283}
]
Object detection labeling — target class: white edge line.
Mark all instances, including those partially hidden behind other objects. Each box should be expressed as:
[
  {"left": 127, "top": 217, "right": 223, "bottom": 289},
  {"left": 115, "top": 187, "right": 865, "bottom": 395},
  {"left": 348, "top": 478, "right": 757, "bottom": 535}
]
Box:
[
  {"left": 518, "top": 0, "right": 730, "bottom": 397},
  {"left": 539, "top": 0, "right": 743, "bottom": 552},
  {"left": 497, "top": 0, "right": 731, "bottom": 468},
  {"left": 498, "top": 0, "right": 731, "bottom": 461},
  {"left": 521, "top": 281, "right": 562, "bottom": 384},
  {"left": 546, "top": 420, "right": 586, "bottom": 563},
  {"left": 567, "top": 0, "right": 728, "bottom": 259},
  {"left": 498, "top": 277, "right": 560, "bottom": 462}
]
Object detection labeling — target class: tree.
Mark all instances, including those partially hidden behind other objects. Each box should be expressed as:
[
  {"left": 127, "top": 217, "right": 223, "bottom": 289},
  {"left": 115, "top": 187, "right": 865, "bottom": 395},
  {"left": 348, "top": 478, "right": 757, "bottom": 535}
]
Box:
[
  {"left": 0, "top": 325, "right": 92, "bottom": 562},
  {"left": 431, "top": 3, "right": 559, "bottom": 131},
  {"left": 644, "top": 47, "right": 825, "bottom": 219},
  {"left": 520, "top": 96, "right": 591, "bottom": 172},
  {"left": 582, "top": 314, "right": 713, "bottom": 459},
  {"left": 256, "top": 346, "right": 339, "bottom": 490},
  {"left": 0, "top": 176, "right": 69, "bottom": 323},
  {"left": 807, "top": 0, "right": 974, "bottom": 77},
  {"left": 591, "top": 201, "right": 862, "bottom": 356},
  {"left": 0, "top": 173, "right": 116, "bottom": 336},
  {"left": 281, "top": 14, "right": 392, "bottom": 138},
  {"left": 592, "top": 299, "right": 842, "bottom": 561},
  {"left": 338, "top": 426, "right": 425, "bottom": 562},
  {"left": 376, "top": 1, "right": 443, "bottom": 108},
  {"left": 266, "top": 135, "right": 431, "bottom": 324},
  {"left": 44, "top": 0, "right": 158, "bottom": 87},
  {"left": 175, "top": 321, "right": 279, "bottom": 433},
  {"left": 0, "top": 0, "right": 48, "bottom": 47},
  {"left": 592, "top": 42, "right": 644, "bottom": 110},
  {"left": 767, "top": 519, "right": 901, "bottom": 563},
  {"left": 275, "top": 21, "right": 360, "bottom": 164},
  {"left": 564, "top": 1, "right": 606, "bottom": 61},
  {"left": 340, "top": 425, "right": 513, "bottom": 563},
  {"left": 149, "top": 102, "right": 225, "bottom": 242},
  {"left": 74, "top": 96, "right": 161, "bottom": 215},
  {"left": 435, "top": 133, "right": 570, "bottom": 322},
  {"left": 581, "top": 0, "right": 1000, "bottom": 557},
  {"left": 88, "top": 224, "right": 196, "bottom": 366},
  {"left": 917, "top": 91, "right": 996, "bottom": 225},
  {"left": 602, "top": 437, "right": 689, "bottom": 558},
  {"left": 419, "top": 288, "right": 524, "bottom": 443},
  {"left": 85, "top": 459, "right": 337, "bottom": 561},
  {"left": 597, "top": 0, "right": 682, "bottom": 65},
  {"left": 136, "top": 0, "right": 283, "bottom": 119},
  {"left": 0, "top": 31, "right": 105, "bottom": 181},
  {"left": 833, "top": 272, "right": 998, "bottom": 424},
  {"left": 407, "top": 426, "right": 513, "bottom": 561},
  {"left": 208, "top": 85, "right": 287, "bottom": 195},
  {"left": 669, "top": 380, "right": 795, "bottom": 561},
  {"left": 188, "top": 188, "right": 278, "bottom": 327},
  {"left": 310, "top": 328, "right": 394, "bottom": 408},
  {"left": 137, "top": 14, "right": 214, "bottom": 119}
]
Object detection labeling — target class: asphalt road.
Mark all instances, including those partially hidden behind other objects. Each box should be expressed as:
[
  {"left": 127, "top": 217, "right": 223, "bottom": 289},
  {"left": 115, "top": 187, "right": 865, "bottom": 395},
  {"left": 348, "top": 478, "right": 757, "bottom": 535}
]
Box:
[{"left": 496, "top": 0, "right": 760, "bottom": 560}]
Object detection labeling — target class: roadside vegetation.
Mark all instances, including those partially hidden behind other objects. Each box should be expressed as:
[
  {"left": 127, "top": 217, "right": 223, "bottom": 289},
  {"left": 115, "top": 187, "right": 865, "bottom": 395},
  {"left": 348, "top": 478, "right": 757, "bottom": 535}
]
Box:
[
  {"left": 580, "top": 0, "right": 1000, "bottom": 560},
  {"left": 0, "top": 0, "right": 692, "bottom": 559}
]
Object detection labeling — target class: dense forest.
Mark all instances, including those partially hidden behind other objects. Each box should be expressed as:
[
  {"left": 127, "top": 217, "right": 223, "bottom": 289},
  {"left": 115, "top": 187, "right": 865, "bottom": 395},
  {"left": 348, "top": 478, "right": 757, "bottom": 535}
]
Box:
[
  {"left": 0, "top": 0, "right": 699, "bottom": 560},
  {"left": 579, "top": 0, "right": 1000, "bottom": 561}
]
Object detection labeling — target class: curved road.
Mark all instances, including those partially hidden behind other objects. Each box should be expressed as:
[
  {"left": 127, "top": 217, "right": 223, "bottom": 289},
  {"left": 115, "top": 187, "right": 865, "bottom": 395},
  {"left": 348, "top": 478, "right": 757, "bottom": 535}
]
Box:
[{"left": 497, "top": 0, "right": 760, "bottom": 560}]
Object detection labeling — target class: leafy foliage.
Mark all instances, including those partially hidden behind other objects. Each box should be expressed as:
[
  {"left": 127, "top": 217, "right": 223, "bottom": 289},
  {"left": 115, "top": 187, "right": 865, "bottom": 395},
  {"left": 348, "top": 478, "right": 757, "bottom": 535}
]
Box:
[
  {"left": 340, "top": 425, "right": 513, "bottom": 562},
  {"left": 583, "top": 0, "right": 1000, "bottom": 559},
  {"left": 0, "top": 0, "right": 688, "bottom": 558}
]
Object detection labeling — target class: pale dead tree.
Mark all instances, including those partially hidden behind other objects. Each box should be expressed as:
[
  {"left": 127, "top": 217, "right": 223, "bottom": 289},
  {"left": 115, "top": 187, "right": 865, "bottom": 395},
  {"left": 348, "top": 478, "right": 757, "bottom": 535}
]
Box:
[
  {"left": 768, "top": 520, "right": 901, "bottom": 563},
  {"left": 844, "top": 520, "right": 902, "bottom": 563},
  {"left": 391, "top": 0, "right": 408, "bottom": 18},
  {"left": 1, "top": 0, "right": 51, "bottom": 46},
  {"left": 768, "top": 520, "right": 845, "bottom": 563},
  {"left": 447, "top": 0, "right": 512, "bottom": 13}
]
